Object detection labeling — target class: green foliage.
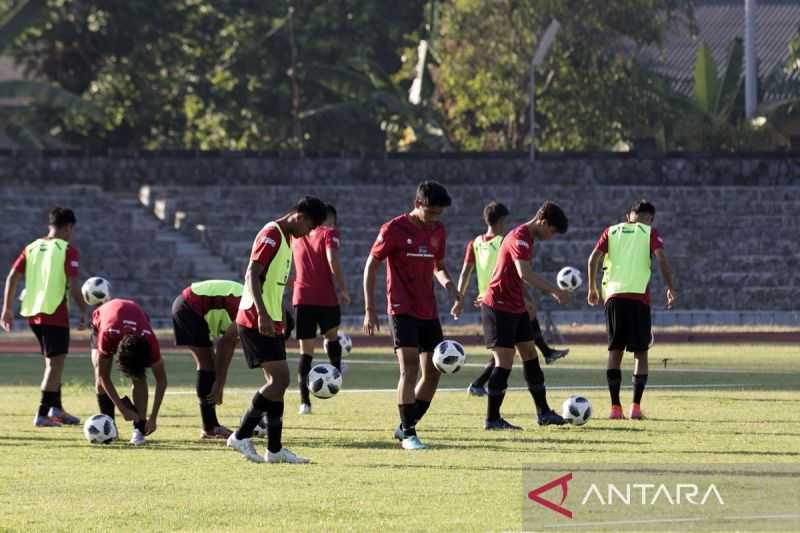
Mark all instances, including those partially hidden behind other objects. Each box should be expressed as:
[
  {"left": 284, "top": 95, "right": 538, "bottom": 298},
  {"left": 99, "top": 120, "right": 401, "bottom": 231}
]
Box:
[
  {"left": 693, "top": 42, "right": 719, "bottom": 114},
  {"left": 431, "top": 0, "right": 694, "bottom": 151},
  {"left": 8, "top": 0, "right": 426, "bottom": 150}
]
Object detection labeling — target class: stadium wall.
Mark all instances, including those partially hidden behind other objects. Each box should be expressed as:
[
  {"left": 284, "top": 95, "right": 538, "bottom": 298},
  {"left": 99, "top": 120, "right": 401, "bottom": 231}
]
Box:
[{"left": 2, "top": 150, "right": 800, "bottom": 188}]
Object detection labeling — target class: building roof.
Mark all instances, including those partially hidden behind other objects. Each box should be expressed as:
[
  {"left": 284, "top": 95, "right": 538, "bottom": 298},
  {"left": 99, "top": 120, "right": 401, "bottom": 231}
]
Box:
[{"left": 642, "top": 0, "right": 800, "bottom": 97}]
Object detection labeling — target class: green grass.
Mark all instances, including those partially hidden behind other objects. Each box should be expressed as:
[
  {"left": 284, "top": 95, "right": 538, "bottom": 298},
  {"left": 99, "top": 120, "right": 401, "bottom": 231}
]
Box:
[{"left": 0, "top": 343, "right": 798, "bottom": 532}]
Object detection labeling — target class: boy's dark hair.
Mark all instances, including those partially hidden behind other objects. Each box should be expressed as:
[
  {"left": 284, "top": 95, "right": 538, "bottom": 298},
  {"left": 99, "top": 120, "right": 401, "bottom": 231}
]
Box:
[
  {"left": 49, "top": 207, "right": 76, "bottom": 228},
  {"left": 295, "top": 196, "right": 328, "bottom": 227},
  {"left": 325, "top": 204, "right": 337, "bottom": 223},
  {"left": 630, "top": 199, "right": 656, "bottom": 216},
  {"left": 117, "top": 334, "right": 151, "bottom": 378},
  {"left": 483, "top": 201, "right": 510, "bottom": 226},
  {"left": 416, "top": 180, "right": 452, "bottom": 208},
  {"left": 534, "top": 201, "right": 569, "bottom": 234}
]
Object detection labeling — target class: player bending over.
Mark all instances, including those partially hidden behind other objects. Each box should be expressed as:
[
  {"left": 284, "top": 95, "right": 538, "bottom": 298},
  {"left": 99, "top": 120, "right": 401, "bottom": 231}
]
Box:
[
  {"left": 363, "top": 180, "right": 461, "bottom": 450},
  {"left": 292, "top": 204, "right": 351, "bottom": 415},
  {"left": 587, "top": 199, "right": 676, "bottom": 420},
  {"left": 451, "top": 201, "right": 569, "bottom": 398},
  {"left": 172, "top": 279, "right": 242, "bottom": 439},
  {"left": 92, "top": 298, "right": 167, "bottom": 445},
  {"left": 463, "top": 201, "right": 571, "bottom": 430},
  {"left": 228, "top": 196, "right": 327, "bottom": 463}
]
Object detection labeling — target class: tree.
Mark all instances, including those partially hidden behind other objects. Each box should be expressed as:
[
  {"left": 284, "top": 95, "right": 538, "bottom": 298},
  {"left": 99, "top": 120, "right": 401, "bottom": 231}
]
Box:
[
  {"left": 0, "top": 0, "right": 101, "bottom": 148},
  {"left": 8, "top": 0, "right": 427, "bottom": 150},
  {"left": 429, "top": 0, "right": 694, "bottom": 151}
]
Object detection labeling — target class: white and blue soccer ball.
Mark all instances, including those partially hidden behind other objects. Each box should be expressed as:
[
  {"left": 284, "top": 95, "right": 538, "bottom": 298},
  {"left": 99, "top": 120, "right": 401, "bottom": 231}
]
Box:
[
  {"left": 561, "top": 395, "right": 592, "bottom": 426},
  {"left": 81, "top": 276, "right": 111, "bottom": 306},
  {"left": 433, "top": 340, "right": 466, "bottom": 374},
  {"left": 308, "top": 363, "right": 342, "bottom": 399},
  {"left": 556, "top": 266, "right": 582, "bottom": 292},
  {"left": 83, "top": 414, "right": 118, "bottom": 444}
]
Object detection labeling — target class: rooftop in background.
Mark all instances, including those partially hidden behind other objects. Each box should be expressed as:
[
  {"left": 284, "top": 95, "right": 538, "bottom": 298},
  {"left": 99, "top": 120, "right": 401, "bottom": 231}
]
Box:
[{"left": 642, "top": 0, "right": 800, "bottom": 98}]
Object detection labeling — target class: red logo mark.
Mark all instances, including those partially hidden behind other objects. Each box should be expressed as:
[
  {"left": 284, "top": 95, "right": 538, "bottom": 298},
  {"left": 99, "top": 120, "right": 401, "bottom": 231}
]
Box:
[{"left": 528, "top": 473, "right": 573, "bottom": 519}]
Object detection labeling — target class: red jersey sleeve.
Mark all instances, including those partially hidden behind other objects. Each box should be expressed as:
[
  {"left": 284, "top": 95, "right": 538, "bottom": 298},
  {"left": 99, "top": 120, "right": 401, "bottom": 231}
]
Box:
[
  {"left": 509, "top": 230, "right": 533, "bottom": 262},
  {"left": 12, "top": 249, "right": 25, "bottom": 274},
  {"left": 650, "top": 228, "right": 664, "bottom": 252},
  {"left": 594, "top": 228, "right": 610, "bottom": 254},
  {"left": 250, "top": 225, "right": 283, "bottom": 267},
  {"left": 370, "top": 222, "right": 395, "bottom": 261},
  {"left": 463, "top": 239, "right": 475, "bottom": 264},
  {"left": 325, "top": 229, "right": 341, "bottom": 251},
  {"left": 65, "top": 246, "right": 79, "bottom": 277}
]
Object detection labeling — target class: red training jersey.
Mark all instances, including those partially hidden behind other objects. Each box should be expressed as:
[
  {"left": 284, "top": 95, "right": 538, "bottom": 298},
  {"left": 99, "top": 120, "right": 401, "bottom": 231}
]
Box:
[
  {"left": 370, "top": 214, "right": 446, "bottom": 320},
  {"left": 235, "top": 223, "right": 286, "bottom": 333},
  {"left": 592, "top": 226, "right": 664, "bottom": 306},
  {"left": 12, "top": 240, "right": 80, "bottom": 327},
  {"left": 182, "top": 286, "right": 240, "bottom": 321},
  {"left": 92, "top": 299, "right": 161, "bottom": 363},
  {"left": 292, "top": 226, "right": 341, "bottom": 307},
  {"left": 483, "top": 224, "right": 534, "bottom": 314}
]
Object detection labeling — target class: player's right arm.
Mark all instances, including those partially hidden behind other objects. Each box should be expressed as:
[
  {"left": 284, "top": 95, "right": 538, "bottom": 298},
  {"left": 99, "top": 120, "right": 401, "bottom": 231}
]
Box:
[
  {"left": 92, "top": 350, "right": 139, "bottom": 422},
  {"left": 513, "top": 258, "right": 570, "bottom": 305},
  {"left": 586, "top": 249, "right": 605, "bottom": 306},
  {"left": 1, "top": 268, "right": 22, "bottom": 332},
  {"left": 451, "top": 240, "right": 475, "bottom": 319},
  {"left": 362, "top": 255, "right": 381, "bottom": 335},
  {"left": 326, "top": 237, "right": 351, "bottom": 306},
  {"left": 244, "top": 259, "right": 274, "bottom": 336},
  {"left": 654, "top": 248, "right": 676, "bottom": 309}
]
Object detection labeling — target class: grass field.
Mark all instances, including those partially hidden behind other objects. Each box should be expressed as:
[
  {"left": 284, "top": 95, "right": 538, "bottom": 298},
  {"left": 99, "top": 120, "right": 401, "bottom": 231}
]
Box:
[{"left": 1, "top": 343, "right": 799, "bottom": 532}]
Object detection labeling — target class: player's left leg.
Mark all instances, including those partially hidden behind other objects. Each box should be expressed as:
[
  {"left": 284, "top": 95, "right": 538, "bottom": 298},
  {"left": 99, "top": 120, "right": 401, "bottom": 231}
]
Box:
[
  {"left": 518, "top": 341, "right": 564, "bottom": 426},
  {"left": 468, "top": 357, "right": 495, "bottom": 396},
  {"left": 190, "top": 346, "right": 230, "bottom": 438},
  {"left": 297, "top": 338, "right": 316, "bottom": 414},
  {"left": 130, "top": 375, "right": 148, "bottom": 445},
  {"left": 629, "top": 301, "right": 651, "bottom": 420},
  {"left": 413, "top": 318, "right": 444, "bottom": 429},
  {"left": 631, "top": 351, "right": 648, "bottom": 419},
  {"left": 530, "top": 314, "right": 569, "bottom": 365}
]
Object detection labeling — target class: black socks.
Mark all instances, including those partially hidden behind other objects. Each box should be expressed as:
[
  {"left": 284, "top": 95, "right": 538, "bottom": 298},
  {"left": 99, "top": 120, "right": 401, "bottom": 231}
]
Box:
[
  {"left": 472, "top": 357, "right": 495, "bottom": 388},
  {"left": 607, "top": 369, "right": 622, "bottom": 406},
  {"left": 39, "top": 391, "right": 58, "bottom": 417},
  {"left": 298, "top": 353, "right": 313, "bottom": 405},
  {"left": 97, "top": 393, "right": 115, "bottom": 418},
  {"left": 399, "top": 404, "right": 417, "bottom": 437},
  {"left": 197, "top": 369, "right": 218, "bottom": 431},
  {"left": 326, "top": 340, "right": 342, "bottom": 371},
  {"left": 264, "top": 399, "right": 284, "bottom": 453},
  {"left": 486, "top": 367, "right": 511, "bottom": 421},
  {"left": 633, "top": 374, "right": 648, "bottom": 404},
  {"left": 414, "top": 400, "right": 431, "bottom": 424},
  {"left": 236, "top": 392, "right": 271, "bottom": 439},
  {"left": 523, "top": 358, "right": 549, "bottom": 414},
  {"left": 531, "top": 318, "right": 551, "bottom": 355}
]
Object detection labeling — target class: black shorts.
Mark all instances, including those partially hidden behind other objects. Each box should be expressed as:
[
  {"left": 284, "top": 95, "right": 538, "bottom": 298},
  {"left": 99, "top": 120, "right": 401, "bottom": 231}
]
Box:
[
  {"left": 481, "top": 305, "right": 534, "bottom": 349},
  {"left": 171, "top": 295, "right": 213, "bottom": 348},
  {"left": 605, "top": 297, "right": 651, "bottom": 352},
  {"left": 237, "top": 324, "right": 287, "bottom": 368},
  {"left": 294, "top": 305, "right": 341, "bottom": 340},
  {"left": 390, "top": 314, "right": 444, "bottom": 353},
  {"left": 30, "top": 324, "right": 70, "bottom": 357}
]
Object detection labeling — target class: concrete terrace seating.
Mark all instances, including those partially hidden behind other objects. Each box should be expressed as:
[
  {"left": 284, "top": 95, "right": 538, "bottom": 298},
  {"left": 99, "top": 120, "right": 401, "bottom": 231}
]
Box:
[
  {"left": 140, "top": 184, "right": 800, "bottom": 314},
  {"left": 0, "top": 185, "right": 194, "bottom": 323}
]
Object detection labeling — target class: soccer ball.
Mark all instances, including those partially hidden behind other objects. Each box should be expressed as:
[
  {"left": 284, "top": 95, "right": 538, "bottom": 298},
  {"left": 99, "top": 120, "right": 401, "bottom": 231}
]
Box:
[
  {"left": 83, "top": 414, "right": 117, "bottom": 444},
  {"left": 82, "top": 276, "right": 111, "bottom": 305},
  {"left": 556, "top": 267, "right": 582, "bottom": 292},
  {"left": 432, "top": 340, "right": 466, "bottom": 374},
  {"left": 324, "top": 332, "right": 353, "bottom": 354},
  {"left": 561, "top": 395, "right": 592, "bottom": 426},
  {"left": 308, "top": 363, "right": 342, "bottom": 399}
]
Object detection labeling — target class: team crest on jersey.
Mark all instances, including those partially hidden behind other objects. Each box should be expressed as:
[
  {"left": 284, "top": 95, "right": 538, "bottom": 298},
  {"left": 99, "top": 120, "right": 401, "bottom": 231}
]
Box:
[
  {"left": 516, "top": 239, "right": 530, "bottom": 248},
  {"left": 70, "top": 261, "right": 79, "bottom": 267},
  {"left": 261, "top": 236, "right": 277, "bottom": 247}
]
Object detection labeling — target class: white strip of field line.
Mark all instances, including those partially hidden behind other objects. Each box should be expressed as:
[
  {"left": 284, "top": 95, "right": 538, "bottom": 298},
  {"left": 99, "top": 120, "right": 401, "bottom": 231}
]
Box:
[{"left": 165, "top": 383, "right": 754, "bottom": 396}]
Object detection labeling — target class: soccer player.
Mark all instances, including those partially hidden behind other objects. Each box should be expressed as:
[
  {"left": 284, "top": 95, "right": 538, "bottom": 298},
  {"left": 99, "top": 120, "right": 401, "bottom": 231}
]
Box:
[
  {"left": 451, "top": 201, "right": 570, "bottom": 397},
  {"left": 91, "top": 298, "right": 168, "bottom": 445},
  {"left": 363, "top": 180, "right": 461, "bottom": 450},
  {"left": 228, "top": 196, "right": 327, "bottom": 464},
  {"left": 172, "top": 279, "right": 242, "bottom": 439},
  {"left": 586, "top": 199, "right": 676, "bottom": 420},
  {"left": 292, "top": 204, "right": 351, "bottom": 415},
  {"left": 1, "top": 207, "right": 88, "bottom": 427},
  {"left": 456, "top": 201, "right": 570, "bottom": 430}
]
